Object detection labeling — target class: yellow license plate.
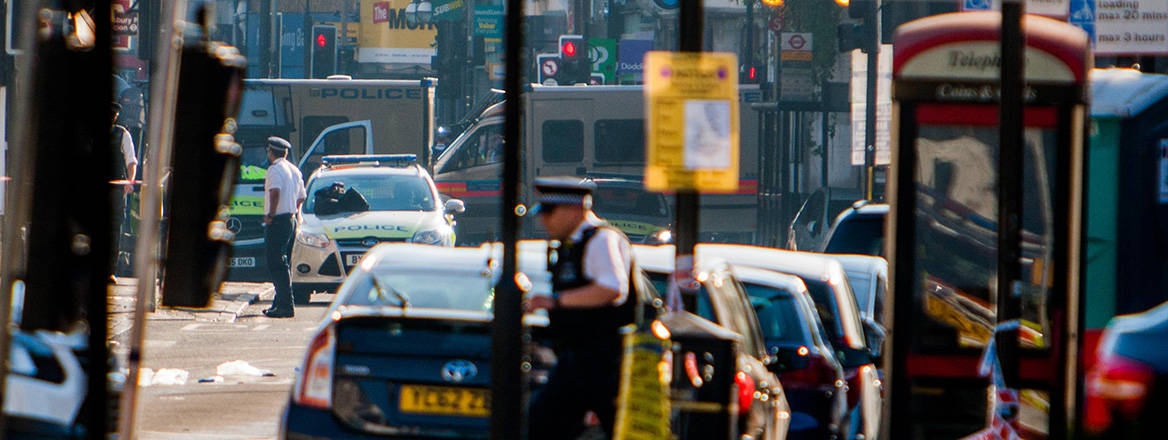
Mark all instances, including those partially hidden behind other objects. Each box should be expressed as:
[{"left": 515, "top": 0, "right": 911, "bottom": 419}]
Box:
[{"left": 399, "top": 385, "right": 490, "bottom": 417}]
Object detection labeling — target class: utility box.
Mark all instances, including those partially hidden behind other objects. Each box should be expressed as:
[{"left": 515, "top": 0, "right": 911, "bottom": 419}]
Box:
[{"left": 660, "top": 311, "right": 740, "bottom": 440}]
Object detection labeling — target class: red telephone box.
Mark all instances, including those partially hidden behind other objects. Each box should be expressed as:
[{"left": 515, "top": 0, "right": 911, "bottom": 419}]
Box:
[{"left": 884, "top": 12, "right": 1090, "bottom": 440}]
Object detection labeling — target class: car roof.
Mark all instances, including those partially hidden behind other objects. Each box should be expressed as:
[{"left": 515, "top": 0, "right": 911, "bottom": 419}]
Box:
[
  {"left": 730, "top": 265, "right": 809, "bottom": 296},
  {"left": 359, "top": 242, "right": 551, "bottom": 284},
  {"left": 630, "top": 244, "right": 733, "bottom": 275}
]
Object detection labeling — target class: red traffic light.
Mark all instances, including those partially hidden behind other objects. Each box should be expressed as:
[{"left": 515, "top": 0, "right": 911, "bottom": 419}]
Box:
[
  {"left": 562, "top": 41, "right": 576, "bottom": 57},
  {"left": 317, "top": 34, "right": 327, "bottom": 47}
]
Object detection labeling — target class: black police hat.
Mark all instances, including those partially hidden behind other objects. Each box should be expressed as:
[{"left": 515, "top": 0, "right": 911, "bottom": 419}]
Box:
[
  {"left": 267, "top": 136, "right": 292, "bottom": 153},
  {"left": 533, "top": 177, "right": 596, "bottom": 210}
]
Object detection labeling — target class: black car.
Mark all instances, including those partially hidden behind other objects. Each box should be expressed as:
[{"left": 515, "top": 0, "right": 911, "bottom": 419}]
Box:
[{"left": 281, "top": 243, "right": 552, "bottom": 439}]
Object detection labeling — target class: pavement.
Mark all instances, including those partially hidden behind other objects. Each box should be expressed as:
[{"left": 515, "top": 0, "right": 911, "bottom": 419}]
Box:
[{"left": 108, "top": 278, "right": 270, "bottom": 345}]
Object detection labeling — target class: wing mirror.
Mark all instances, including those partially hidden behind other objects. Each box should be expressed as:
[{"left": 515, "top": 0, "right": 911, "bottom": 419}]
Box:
[
  {"left": 862, "top": 317, "right": 886, "bottom": 361},
  {"left": 444, "top": 199, "right": 466, "bottom": 215}
]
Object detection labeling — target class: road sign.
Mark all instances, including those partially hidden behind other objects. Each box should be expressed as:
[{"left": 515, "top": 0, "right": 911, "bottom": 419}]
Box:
[
  {"left": 589, "top": 38, "right": 617, "bottom": 81},
  {"left": 589, "top": 74, "right": 605, "bottom": 85},
  {"left": 1095, "top": 0, "right": 1168, "bottom": 54},
  {"left": 960, "top": 0, "right": 1070, "bottom": 17},
  {"left": 644, "top": 51, "right": 740, "bottom": 192},
  {"left": 537, "top": 54, "right": 560, "bottom": 84},
  {"left": 768, "top": 13, "right": 783, "bottom": 33},
  {"left": 781, "top": 32, "right": 811, "bottom": 51}
]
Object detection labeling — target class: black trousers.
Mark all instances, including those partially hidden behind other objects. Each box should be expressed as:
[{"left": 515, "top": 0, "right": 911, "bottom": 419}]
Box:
[
  {"left": 528, "top": 345, "right": 622, "bottom": 440},
  {"left": 265, "top": 213, "right": 295, "bottom": 310}
]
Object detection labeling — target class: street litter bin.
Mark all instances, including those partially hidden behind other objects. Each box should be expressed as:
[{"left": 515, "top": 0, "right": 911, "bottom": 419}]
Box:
[{"left": 660, "top": 311, "right": 741, "bottom": 440}]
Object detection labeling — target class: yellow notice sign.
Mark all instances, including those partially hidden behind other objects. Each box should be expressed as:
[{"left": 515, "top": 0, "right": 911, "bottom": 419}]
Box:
[
  {"left": 644, "top": 51, "right": 740, "bottom": 192},
  {"left": 614, "top": 330, "right": 671, "bottom": 440}
]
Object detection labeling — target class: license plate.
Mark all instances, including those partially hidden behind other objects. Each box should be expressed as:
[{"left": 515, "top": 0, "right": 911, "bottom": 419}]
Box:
[
  {"left": 346, "top": 254, "right": 363, "bottom": 266},
  {"left": 398, "top": 385, "right": 489, "bottom": 417},
  {"left": 229, "top": 257, "right": 255, "bottom": 267}
]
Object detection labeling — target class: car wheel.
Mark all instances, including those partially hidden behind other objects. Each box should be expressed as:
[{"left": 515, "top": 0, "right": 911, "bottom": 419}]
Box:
[{"left": 292, "top": 285, "right": 313, "bottom": 305}]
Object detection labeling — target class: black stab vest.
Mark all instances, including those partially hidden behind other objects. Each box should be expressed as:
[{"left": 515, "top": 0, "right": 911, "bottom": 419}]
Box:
[{"left": 547, "top": 224, "right": 636, "bottom": 352}]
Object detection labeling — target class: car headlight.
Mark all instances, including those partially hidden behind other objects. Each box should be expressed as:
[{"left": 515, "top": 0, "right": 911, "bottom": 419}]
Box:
[
  {"left": 296, "top": 230, "right": 331, "bottom": 248},
  {"left": 648, "top": 229, "right": 673, "bottom": 244},
  {"left": 410, "top": 229, "right": 446, "bottom": 245}
]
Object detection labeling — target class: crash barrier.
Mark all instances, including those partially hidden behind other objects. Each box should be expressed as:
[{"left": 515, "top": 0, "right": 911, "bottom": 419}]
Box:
[{"left": 614, "top": 325, "right": 671, "bottom": 440}]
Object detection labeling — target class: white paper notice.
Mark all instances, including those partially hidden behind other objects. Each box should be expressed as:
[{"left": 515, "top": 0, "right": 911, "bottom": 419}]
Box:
[{"left": 683, "top": 100, "right": 732, "bottom": 170}]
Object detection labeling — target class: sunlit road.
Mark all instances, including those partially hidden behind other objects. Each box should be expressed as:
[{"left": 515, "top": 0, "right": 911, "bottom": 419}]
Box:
[{"left": 118, "top": 283, "right": 334, "bottom": 440}]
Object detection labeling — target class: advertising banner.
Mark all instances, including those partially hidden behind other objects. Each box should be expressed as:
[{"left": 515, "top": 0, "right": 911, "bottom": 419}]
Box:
[{"left": 360, "top": 0, "right": 438, "bottom": 64}]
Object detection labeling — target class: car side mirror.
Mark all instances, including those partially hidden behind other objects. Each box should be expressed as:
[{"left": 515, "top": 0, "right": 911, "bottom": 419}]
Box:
[
  {"left": 444, "top": 199, "right": 466, "bottom": 215},
  {"left": 862, "top": 317, "right": 886, "bottom": 360}
]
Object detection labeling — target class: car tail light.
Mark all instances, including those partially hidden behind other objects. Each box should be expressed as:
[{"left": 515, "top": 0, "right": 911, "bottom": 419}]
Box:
[
  {"left": 1085, "top": 354, "right": 1154, "bottom": 433},
  {"left": 736, "top": 371, "right": 755, "bottom": 415},
  {"left": 294, "top": 325, "right": 336, "bottom": 409}
]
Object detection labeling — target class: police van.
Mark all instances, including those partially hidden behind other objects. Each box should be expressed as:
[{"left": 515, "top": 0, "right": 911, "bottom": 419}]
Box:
[
  {"left": 227, "top": 78, "right": 438, "bottom": 281},
  {"left": 289, "top": 155, "right": 465, "bottom": 303},
  {"left": 432, "top": 84, "right": 762, "bottom": 244}
]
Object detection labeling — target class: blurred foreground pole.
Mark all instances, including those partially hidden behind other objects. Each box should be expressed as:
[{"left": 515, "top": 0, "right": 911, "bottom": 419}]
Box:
[
  {"left": 996, "top": 0, "right": 1024, "bottom": 393},
  {"left": 2, "top": 0, "right": 115, "bottom": 435},
  {"left": 490, "top": 0, "right": 525, "bottom": 435},
  {"left": 675, "top": 0, "right": 702, "bottom": 276}
]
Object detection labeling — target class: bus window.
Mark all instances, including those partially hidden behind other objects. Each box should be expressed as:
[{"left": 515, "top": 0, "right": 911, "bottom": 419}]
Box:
[
  {"left": 595, "top": 119, "right": 644, "bottom": 163},
  {"left": 542, "top": 120, "right": 583, "bottom": 163}
]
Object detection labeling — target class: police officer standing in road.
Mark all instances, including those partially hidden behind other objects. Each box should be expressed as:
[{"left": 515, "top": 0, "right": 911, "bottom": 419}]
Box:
[
  {"left": 262, "top": 137, "right": 306, "bottom": 318},
  {"left": 525, "top": 177, "right": 635, "bottom": 439}
]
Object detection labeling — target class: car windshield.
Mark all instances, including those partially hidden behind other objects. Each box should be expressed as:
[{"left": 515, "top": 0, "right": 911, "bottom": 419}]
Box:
[
  {"left": 304, "top": 174, "right": 436, "bottom": 213},
  {"left": 344, "top": 270, "right": 494, "bottom": 312},
  {"left": 742, "top": 283, "right": 810, "bottom": 345},
  {"left": 823, "top": 216, "right": 885, "bottom": 256},
  {"left": 592, "top": 186, "right": 670, "bottom": 218}
]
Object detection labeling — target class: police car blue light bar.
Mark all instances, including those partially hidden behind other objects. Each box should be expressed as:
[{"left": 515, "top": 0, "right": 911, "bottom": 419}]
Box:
[{"left": 321, "top": 154, "right": 417, "bottom": 167}]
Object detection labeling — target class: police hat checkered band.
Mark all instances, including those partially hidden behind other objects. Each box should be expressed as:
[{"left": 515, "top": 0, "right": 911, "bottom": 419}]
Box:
[
  {"left": 537, "top": 193, "right": 586, "bottom": 205},
  {"left": 267, "top": 136, "right": 291, "bottom": 152}
]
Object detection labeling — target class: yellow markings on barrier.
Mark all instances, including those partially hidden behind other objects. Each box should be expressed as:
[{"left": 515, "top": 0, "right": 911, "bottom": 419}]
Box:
[{"left": 614, "top": 330, "right": 671, "bottom": 440}]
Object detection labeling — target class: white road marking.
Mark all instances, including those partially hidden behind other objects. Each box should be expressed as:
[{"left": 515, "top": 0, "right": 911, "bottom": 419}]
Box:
[
  {"left": 252, "top": 324, "right": 270, "bottom": 331},
  {"left": 145, "top": 340, "right": 176, "bottom": 348}
]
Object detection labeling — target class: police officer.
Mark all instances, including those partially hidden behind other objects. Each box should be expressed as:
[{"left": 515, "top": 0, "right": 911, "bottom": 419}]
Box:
[
  {"left": 262, "top": 136, "right": 306, "bottom": 318},
  {"left": 526, "top": 177, "right": 634, "bottom": 439}
]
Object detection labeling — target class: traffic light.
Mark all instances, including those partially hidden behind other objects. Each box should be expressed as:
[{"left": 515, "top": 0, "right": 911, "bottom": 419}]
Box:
[
  {"left": 161, "top": 39, "right": 247, "bottom": 308},
  {"left": 558, "top": 35, "right": 588, "bottom": 85},
  {"left": 310, "top": 24, "right": 337, "bottom": 79},
  {"left": 838, "top": 22, "right": 875, "bottom": 53}
]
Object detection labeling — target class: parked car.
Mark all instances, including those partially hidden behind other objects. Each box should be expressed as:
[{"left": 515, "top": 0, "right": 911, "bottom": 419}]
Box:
[
  {"left": 289, "top": 154, "right": 465, "bottom": 304},
  {"left": 818, "top": 201, "right": 888, "bottom": 257},
  {"left": 826, "top": 254, "right": 888, "bottom": 339},
  {"left": 733, "top": 265, "right": 849, "bottom": 439},
  {"left": 1084, "top": 300, "right": 1168, "bottom": 438},
  {"left": 633, "top": 245, "right": 792, "bottom": 440},
  {"left": 696, "top": 244, "right": 883, "bottom": 440},
  {"left": 786, "top": 187, "right": 864, "bottom": 252},
  {"left": 281, "top": 243, "right": 547, "bottom": 439}
]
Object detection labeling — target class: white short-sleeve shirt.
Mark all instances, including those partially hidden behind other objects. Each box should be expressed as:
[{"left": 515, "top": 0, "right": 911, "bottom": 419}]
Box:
[
  {"left": 264, "top": 157, "right": 306, "bottom": 215},
  {"left": 115, "top": 125, "right": 137, "bottom": 170},
  {"left": 572, "top": 212, "right": 632, "bottom": 305}
]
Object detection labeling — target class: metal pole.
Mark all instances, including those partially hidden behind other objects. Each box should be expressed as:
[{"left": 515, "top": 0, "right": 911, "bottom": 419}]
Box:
[
  {"left": 303, "top": 0, "right": 311, "bottom": 77},
  {"left": 259, "top": 0, "right": 271, "bottom": 77},
  {"left": 996, "top": 0, "right": 1024, "bottom": 392},
  {"left": 863, "top": 3, "right": 879, "bottom": 201},
  {"left": 489, "top": 0, "right": 525, "bottom": 434},
  {"left": 744, "top": 0, "right": 753, "bottom": 81},
  {"left": 119, "top": 1, "right": 186, "bottom": 436},
  {"left": 676, "top": 0, "right": 702, "bottom": 263}
]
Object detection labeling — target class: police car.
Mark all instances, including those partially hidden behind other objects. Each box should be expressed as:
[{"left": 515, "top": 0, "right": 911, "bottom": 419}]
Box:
[{"left": 290, "top": 155, "right": 465, "bottom": 304}]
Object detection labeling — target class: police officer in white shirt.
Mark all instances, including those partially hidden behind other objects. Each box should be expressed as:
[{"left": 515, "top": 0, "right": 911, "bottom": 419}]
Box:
[
  {"left": 262, "top": 137, "right": 306, "bottom": 318},
  {"left": 525, "top": 177, "right": 634, "bottom": 439}
]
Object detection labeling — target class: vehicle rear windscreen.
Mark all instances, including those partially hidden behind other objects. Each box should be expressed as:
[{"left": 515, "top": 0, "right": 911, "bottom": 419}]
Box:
[
  {"left": 823, "top": 216, "right": 885, "bottom": 256},
  {"left": 647, "top": 272, "right": 716, "bottom": 322},
  {"left": 345, "top": 270, "right": 494, "bottom": 312},
  {"left": 742, "top": 283, "right": 810, "bottom": 345}
]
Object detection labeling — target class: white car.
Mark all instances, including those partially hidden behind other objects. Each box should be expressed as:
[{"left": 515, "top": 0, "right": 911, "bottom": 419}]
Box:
[{"left": 290, "top": 155, "right": 465, "bottom": 304}]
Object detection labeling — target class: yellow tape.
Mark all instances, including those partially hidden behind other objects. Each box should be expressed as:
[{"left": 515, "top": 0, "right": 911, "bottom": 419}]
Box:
[{"left": 614, "top": 331, "right": 671, "bottom": 440}]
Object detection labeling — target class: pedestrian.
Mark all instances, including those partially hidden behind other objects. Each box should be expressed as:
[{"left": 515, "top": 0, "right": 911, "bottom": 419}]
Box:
[
  {"left": 262, "top": 136, "right": 306, "bottom": 318},
  {"left": 525, "top": 176, "right": 635, "bottom": 439},
  {"left": 111, "top": 102, "right": 138, "bottom": 280}
]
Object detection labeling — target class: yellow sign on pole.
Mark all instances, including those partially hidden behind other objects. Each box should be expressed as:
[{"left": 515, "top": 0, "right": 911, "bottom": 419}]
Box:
[{"left": 644, "top": 51, "right": 740, "bottom": 192}]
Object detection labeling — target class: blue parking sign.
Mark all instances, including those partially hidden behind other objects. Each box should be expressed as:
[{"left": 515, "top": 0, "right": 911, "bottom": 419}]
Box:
[
  {"left": 964, "top": 0, "right": 991, "bottom": 10},
  {"left": 1069, "top": 0, "right": 1096, "bottom": 44}
]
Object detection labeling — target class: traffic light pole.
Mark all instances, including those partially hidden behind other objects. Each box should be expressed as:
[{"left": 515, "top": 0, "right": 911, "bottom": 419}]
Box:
[
  {"left": 863, "top": 2, "right": 879, "bottom": 201},
  {"left": 490, "top": 0, "right": 525, "bottom": 435}
]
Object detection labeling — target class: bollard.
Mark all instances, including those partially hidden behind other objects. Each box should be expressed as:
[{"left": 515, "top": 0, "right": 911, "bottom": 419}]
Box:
[{"left": 660, "top": 311, "right": 741, "bottom": 440}]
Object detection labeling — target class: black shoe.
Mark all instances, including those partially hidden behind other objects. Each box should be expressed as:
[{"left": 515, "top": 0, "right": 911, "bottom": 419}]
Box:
[{"left": 263, "top": 308, "right": 294, "bottom": 318}]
